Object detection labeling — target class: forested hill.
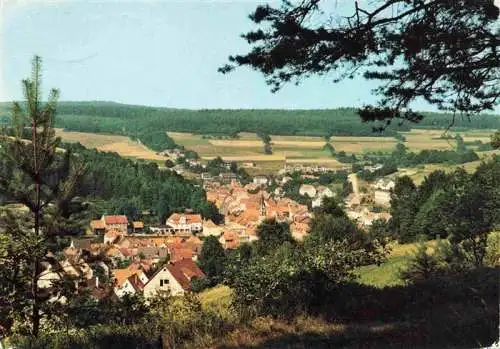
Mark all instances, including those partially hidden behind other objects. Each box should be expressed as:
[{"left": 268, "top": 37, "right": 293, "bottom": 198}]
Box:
[{"left": 0, "top": 101, "right": 498, "bottom": 151}]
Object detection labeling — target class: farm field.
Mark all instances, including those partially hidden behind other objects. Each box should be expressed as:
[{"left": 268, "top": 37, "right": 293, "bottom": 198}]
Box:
[
  {"left": 56, "top": 129, "right": 167, "bottom": 161},
  {"left": 169, "top": 129, "right": 497, "bottom": 175},
  {"left": 331, "top": 136, "right": 397, "bottom": 152}
]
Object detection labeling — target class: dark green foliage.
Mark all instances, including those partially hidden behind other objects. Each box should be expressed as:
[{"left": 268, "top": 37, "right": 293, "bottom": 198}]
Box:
[
  {"left": 318, "top": 170, "right": 347, "bottom": 185},
  {"left": 253, "top": 219, "right": 294, "bottom": 256},
  {"left": 400, "top": 241, "right": 441, "bottom": 283},
  {"left": 389, "top": 176, "right": 419, "bottom": 242},
  {"left": 323, "top": 142, "right": 335, "bottom": 157},
  {"left": 165, "top": 159, "right": 175, "bottom": 168},
  {"left": 197, "top": 236, "right": 227, "bottom": 287},
  {"left": 492, "top": 130, "right": 500, "bottom": 149},
  {"left": 222, "top": 0, "right": 499, "bottom": 120},
  {"left": 360, "top": 145, "right": 480, "bottom": 177},
  {"left": 438, "top": 165, "right": 500, "bottom": 267},
  {"left": 313, "top": 196, "right": 345, "bottom": 217},
  {"left": 390, "top": 157, "right": 500, "bottom": 255},
  {"left": 65, "top": 143, "right": 216, "bottom": 223}
]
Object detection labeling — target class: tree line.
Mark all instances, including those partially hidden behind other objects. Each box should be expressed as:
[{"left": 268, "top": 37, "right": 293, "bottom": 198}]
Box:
[{"left": 2, "top": 101, "right": 497, "bottom": 153}]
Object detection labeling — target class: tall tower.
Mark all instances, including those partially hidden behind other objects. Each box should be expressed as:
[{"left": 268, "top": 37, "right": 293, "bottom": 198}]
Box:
[{"left": 259, "top": 192, "right": 266, "bottom": 219}]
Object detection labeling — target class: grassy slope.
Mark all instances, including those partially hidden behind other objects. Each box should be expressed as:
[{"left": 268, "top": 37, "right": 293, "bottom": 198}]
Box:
[
  {"left": 354, "top": 241, "right": 437, "bottom": 287},
  {"left": 199, "top": 239, "right": 499, "bottom": 349}
]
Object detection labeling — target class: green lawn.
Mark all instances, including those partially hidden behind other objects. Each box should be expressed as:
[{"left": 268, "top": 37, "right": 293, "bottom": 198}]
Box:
[
  {"left": 354, "top": 241, "right": 434, "bottom": 288},
  {"left": 355, "top": 255, "right": 407, "bottom": 287}
]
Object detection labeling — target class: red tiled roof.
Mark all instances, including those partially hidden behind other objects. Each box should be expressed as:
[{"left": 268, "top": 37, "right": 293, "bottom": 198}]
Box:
[
  {"left": 103, "top": 215, "right": 128, "bottom": 224},
  {"left": 170, "top": 248, "right": 194, "bottom": 263},
  {"left": 128, "top": 273, "right": 145, "bottom": 292},
  {"left": 167, "top": 213, "right": 202, "bottom": 225},
  {"left": 166, "top": 259, "right": 205, "bottom": 291},
  {"left": 91, "top": 220, "right": 105, "bottom": 230}
]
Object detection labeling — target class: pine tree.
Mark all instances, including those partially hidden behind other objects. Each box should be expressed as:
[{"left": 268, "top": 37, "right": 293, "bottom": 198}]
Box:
[{"left": 0, "top": 56, "right": 86, "bottom": 337}]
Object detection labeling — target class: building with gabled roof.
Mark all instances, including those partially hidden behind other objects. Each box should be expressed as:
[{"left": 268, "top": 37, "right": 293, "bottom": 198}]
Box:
[
  {"left": 166, "top": 213, "right": 203, "bottom": 233},
  {"left": 143, "top": 259, "right": 205, "bottom": 298},
  {"left": 90, "top": 215, "right": 129, "bottom": 234}
]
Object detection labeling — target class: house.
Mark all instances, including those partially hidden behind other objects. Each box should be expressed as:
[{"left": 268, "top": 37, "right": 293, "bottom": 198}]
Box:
[
  {"left": 169, "top": 248, "right": 194, "bottom": 262},
  {"left": 372, "top": 178, "right": 395, "bottom": 206},
  {"left": 136, "top": 246, "right": 169, "bottom": 263},
  {"left": 90, "top": 220, "right": 106, "bottom": 235},
  {"left": 114, "top": 273, "right": 146, "bottom": 298},
  {"left": 166, "top": 213, "right": 203, "bottom": 233},
  {"left": 253, "top": 176, "right": 268, "bottom": 185},
  {"left": 373, "top": 178, "right": 395, "bottom": 191},
  {"left": 274, "top": 187, "right": 284, "bottom": 197},
  {"left": 101, "top": 215, "right": 129, "bottom": 233},
  {"left": 312, "top": 186, "right": 335, "bottom": 208},
  {"left": 299, "top": 184, "right": 316, "bottom": 198},
  {"left": 132, "top": 221, "right": 144, "bottom": 233},
  {"left": 113, "top": 264, "right": 149, "bottom": 298},
  {"left": 219, "top": 172, "right": 237, "bottom": 183},
  {"left": 143, "top": 259, "right": 205, "bottom": 298},
  {"left": 219, "top": 231, "right": 240, "bottom": 249}
]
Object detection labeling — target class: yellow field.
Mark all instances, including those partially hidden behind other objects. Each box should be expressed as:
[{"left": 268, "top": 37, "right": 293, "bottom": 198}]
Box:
[
  {"left": 56, "top": 129, "right": 167, "bottom": 161},
  {"left": 331, "top": 136, "right": 397, "bottom": 153}
]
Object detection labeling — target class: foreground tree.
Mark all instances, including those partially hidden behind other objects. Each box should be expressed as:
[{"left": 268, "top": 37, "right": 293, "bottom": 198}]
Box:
[
  {"left": 254, "top": 218, "right": 294, "bottom": 256},
  {"left": 197, "top": 236, "right": 227, "bottom": 286},
  {"left": 439, "top": 162, "right": 500, "bottom": 267},
  {"left": 0, "top": 56, "right": 86, "bottom": 337},
  {"left": 492, "top": 130, "right": 500, "bottom": 149},
  {"left": 221, "top": 1, "right": 500, "bottom": 123}
]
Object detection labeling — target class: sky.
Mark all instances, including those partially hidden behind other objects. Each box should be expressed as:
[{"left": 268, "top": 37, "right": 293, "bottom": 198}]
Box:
[{"left": 1, "top": 0, "right": 499, "bottom": 111}]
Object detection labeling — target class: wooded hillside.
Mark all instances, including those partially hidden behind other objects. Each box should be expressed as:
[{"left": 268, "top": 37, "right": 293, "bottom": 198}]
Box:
[{"left": 1, "top": 102, "right": 497, "bottom": 152}]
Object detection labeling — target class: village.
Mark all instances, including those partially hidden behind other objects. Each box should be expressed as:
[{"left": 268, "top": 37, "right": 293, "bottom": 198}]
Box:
[{"left": 36, "top": 168, "right": 394, "bottom": 303}]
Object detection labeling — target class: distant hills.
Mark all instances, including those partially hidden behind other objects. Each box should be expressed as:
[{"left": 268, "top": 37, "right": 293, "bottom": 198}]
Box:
[{"left": 0, "top": 101, "right": 498, "bottom": 151}]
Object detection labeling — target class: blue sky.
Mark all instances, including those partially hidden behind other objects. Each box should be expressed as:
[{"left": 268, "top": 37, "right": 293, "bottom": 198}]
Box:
[{"left": 1, "top": 0, "right": 498, "bottom": 111}]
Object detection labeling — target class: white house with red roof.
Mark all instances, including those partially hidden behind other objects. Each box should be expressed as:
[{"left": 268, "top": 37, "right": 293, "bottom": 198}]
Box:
[
  {"left": 143, "top": 259, "right": 205, "bottom": 298},
  {"left": 166, "top": 213, "right": 202, "bottom": 233}
]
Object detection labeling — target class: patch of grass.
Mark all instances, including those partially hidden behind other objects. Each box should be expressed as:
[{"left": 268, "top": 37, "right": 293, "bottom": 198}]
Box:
[
  {"left": 200, "top": 285, "right": 233, "bottom": 316},
  {"left": 355, "top": 241, "right": 438, "bottom": 288},
  {"left": 355, "top": 255, "right": 407, "bottom": 288}
]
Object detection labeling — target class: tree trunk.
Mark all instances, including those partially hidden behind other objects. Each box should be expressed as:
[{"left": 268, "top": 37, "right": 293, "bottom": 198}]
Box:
[{"left": 31, "top": 258, "right": 40, "bottom": 338}]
